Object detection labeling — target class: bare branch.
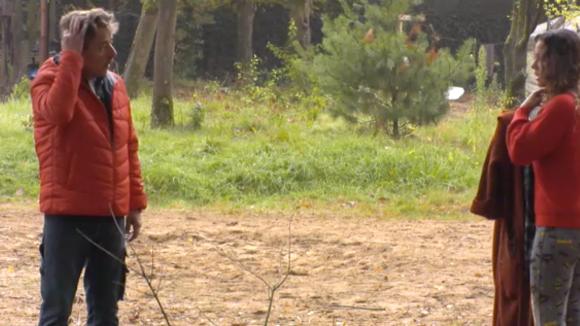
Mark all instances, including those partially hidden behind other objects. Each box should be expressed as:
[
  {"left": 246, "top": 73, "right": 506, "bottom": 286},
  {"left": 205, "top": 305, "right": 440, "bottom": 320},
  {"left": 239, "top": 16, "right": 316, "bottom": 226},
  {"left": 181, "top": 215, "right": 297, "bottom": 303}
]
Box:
[
  {"left": 263, "top": 218, "right": 292, "bottom": 326},
  {"left": 150, "top": 247, "right": 155, "bottom": 280},
  {"left": 73, "top": 206, "right": 175, "bottom": 326},
  {"left": 156, "top": 264, "right": 164, "bottom": 294},
  {"left": 197, "top": 309, "right": 219, "bottom": 326},
  {"left": 76, "top": 228, "right": 172, "bottom": 325},
  {"left": 211, "top": 217, "right": 293, "bottom": 326},
  {"left": 326, "top": 304, "right": 386, "bottom": 312},
  {"left": 112, "top": 211, "right": 173, "bottom": 326},
  {"left": 215, "top": 247, "right": 272, "bottom": 288},
  {"left": 76, "top": 228, "right": 126, "bottom": 266},
  {"left": 110, "top": 207, "right": 220, "bottom": 326}
]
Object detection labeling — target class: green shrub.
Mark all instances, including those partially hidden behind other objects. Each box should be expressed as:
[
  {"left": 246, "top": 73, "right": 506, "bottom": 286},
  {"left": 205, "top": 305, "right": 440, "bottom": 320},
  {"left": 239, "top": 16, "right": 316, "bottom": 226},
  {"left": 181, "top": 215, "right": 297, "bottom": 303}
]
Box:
[
  {"left": 187, "top": 101, "right": 205, "bottom": 130},
  {"left": 9, "top": 77, "right": 30, "bottom": 101},
  {"left": 313, "top": 0, "right": 476, "bottom": 137}
]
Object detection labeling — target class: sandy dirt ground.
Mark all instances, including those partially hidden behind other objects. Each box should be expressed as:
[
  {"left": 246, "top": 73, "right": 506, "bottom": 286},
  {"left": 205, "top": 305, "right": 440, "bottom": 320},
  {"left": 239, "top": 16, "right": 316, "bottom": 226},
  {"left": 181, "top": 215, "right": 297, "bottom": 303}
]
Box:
[{"left": 0, "top": 203, "right": 495, "bottom": 325}]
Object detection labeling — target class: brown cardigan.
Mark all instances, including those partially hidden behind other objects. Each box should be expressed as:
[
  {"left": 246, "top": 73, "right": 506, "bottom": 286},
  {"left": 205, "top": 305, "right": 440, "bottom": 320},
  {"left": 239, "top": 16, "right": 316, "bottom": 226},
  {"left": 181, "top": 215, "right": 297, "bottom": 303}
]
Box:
[{"left": 471, "top": 112, "right": 534, "bottom": 326}]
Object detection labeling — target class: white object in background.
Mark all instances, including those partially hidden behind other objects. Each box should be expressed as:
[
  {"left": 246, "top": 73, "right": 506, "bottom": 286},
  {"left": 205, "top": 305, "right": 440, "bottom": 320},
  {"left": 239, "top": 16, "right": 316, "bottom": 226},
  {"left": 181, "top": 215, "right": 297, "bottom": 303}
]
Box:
[{"left": 446, "top": 86, "right": 465, "bottom": 101}]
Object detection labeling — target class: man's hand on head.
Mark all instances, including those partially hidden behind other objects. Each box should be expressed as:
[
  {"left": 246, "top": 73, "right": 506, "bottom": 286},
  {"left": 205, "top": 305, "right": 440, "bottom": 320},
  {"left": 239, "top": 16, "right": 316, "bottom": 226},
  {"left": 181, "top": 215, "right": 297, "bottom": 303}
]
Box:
[{"left": 61, "top": 16, "right": 88, "bottom": 54}]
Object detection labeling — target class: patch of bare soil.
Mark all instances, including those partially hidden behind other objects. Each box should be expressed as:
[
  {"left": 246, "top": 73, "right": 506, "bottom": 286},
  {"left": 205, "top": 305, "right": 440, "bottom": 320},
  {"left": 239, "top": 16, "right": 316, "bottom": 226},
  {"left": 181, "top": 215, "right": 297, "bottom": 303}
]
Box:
[
  {"left": 0, "top": 203, "right": 493, "bottom": 325},
  {"left": 448, "top": 94, "right": 475, "bottom": 118}
]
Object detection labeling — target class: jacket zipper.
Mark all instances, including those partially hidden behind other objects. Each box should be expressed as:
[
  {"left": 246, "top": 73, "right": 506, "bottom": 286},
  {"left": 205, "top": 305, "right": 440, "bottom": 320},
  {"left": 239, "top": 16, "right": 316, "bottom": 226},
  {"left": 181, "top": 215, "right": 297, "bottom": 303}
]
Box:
[
  {"left": 83, "top": 80, "right": 116, "bottom": 209},
  {"left": 109, "top": 83, "right": 116, "bottom": 213}
]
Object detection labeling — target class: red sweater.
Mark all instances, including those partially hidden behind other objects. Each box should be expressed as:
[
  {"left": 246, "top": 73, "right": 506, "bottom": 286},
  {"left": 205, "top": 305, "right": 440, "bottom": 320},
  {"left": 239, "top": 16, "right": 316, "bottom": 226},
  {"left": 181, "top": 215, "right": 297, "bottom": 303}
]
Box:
[{"left": 507, "top": 93, "right": 580, "bottom": 228}]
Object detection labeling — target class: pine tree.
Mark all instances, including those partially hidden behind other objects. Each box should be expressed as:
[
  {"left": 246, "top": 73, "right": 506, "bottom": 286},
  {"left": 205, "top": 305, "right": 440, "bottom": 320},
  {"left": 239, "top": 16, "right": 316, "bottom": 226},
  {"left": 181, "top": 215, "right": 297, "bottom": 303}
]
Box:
[{"left": 314, "top": 0, "right": 475, "bottom": 137}]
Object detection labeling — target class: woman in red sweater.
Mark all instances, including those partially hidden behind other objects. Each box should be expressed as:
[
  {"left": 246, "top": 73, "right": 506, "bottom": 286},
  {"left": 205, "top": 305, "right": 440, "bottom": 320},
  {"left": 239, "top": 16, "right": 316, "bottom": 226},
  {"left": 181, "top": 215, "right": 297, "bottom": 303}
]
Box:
[{"left": 507, "top": 29, "right": 580, "bottom": 324}]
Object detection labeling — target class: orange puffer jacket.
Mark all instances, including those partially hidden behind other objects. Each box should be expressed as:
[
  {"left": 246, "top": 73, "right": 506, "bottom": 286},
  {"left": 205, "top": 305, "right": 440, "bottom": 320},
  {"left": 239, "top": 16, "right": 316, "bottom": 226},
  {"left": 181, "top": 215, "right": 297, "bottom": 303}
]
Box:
[{"left": 31, "top": 50, "right": 147, "bottom": 217}]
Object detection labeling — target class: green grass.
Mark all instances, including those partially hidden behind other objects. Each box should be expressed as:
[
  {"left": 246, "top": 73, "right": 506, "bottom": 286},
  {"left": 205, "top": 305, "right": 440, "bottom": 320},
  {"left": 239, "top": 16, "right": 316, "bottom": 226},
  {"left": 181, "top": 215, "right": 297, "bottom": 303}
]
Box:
[
  {"left": 0, "top": 98, "right": 37, "bottom": 201},
  {"left": 0, "top": 87, "right": 498, "bottom": 219}
]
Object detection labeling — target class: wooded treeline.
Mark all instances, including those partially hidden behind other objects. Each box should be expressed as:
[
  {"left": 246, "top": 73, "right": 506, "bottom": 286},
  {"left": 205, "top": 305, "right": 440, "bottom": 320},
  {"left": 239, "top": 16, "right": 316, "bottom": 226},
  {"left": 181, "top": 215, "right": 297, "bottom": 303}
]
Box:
[
  {"left": 0, "top": 0, "right": 514, "bottom": 96},
  {"left": 4, "top": 0, "right": 568, "bottom": 130}
]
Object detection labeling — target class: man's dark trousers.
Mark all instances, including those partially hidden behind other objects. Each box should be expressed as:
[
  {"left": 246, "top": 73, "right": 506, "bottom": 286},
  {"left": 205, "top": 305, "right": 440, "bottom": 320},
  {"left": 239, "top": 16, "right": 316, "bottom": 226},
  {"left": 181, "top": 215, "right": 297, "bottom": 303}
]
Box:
[{"left": 38, "top": 215, "right": 126, "bottom": 326}]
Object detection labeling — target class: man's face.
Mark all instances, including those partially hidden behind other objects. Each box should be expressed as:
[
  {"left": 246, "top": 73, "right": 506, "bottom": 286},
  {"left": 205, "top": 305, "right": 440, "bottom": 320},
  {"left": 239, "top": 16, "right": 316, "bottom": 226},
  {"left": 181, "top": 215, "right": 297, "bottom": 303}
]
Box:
[{"left": 82, "top": 26, "right": 116, "bottom": 78}]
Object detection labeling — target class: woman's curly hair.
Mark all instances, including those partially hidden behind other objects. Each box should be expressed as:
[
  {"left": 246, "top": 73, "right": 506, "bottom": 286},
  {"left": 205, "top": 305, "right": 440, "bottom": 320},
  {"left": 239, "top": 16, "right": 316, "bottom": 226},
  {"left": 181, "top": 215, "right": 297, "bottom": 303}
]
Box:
[{"left": 535, "top": 29, "right": 580, "bottom": 95}]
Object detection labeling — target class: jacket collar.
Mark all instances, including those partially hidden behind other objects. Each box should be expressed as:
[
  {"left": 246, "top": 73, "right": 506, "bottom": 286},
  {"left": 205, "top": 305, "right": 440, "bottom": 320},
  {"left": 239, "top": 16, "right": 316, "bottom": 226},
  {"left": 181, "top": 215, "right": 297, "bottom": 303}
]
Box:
[{"left": 52, "top": 54, "right": 117, "bottom": 88}]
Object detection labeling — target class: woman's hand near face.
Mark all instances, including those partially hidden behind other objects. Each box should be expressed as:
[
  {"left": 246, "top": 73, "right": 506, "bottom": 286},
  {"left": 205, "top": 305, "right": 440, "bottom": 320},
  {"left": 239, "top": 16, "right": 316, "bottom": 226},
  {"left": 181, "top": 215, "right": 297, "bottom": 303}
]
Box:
[{"left": 520, "top": 88, "right": 545, "bottom": 110}]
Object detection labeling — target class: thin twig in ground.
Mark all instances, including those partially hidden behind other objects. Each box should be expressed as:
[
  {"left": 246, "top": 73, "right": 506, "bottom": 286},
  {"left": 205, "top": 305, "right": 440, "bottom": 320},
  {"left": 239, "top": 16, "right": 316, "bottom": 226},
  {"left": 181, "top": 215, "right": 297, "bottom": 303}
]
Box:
[
  {"left": 196, "top": 309, "right": 219, "bottom": 326},
  {"left": 326, "top": 304, "right": 386, "bottom": 311},
  {"left": 147, "top": 247, "right": 165, "bottom": 294},
  {"left": 109, "top": 208, "right": 219, "bottom": 326},
  {"left": 265, "top": 219, "right": 292, "bottom": 326},
  {"left": 216, "top": 247, "right": 271, "bottom": 286},
  {"left": 150, "top": 247, "right": 155, "bottom": 280},
  {"left": 75, "top": 206, "right": 174, "bottom": 326},
  {"left": 214, "top": 218, "right": 293, "bottom": 326},
  {"left": 110, "top": 210, "right": 173, "bottom": 326},
  {"left": 155, "top": 264, "right": 165, "bottom": 295},
  {"left": 75, "top": 228, "right": 172, "bottom": 325}
]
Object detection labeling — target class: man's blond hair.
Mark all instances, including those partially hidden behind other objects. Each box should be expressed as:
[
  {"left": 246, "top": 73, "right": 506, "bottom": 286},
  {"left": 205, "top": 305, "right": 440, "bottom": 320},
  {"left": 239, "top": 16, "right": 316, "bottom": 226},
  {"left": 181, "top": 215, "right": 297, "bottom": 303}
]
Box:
[{"left": 59, "top": 8, "right": 118, "bottom": 41}]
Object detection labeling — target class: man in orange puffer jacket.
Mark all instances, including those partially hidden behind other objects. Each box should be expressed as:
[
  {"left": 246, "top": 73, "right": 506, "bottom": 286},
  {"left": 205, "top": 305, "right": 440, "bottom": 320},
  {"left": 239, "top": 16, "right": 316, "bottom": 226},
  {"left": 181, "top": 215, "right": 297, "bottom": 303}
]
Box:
[{"left": 31, "top": 8, "right": 147, "bottom": 326}]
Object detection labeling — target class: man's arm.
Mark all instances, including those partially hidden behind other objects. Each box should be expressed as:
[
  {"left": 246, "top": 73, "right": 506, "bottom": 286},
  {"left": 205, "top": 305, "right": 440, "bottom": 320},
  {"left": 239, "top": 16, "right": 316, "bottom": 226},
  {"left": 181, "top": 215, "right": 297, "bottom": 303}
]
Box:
[
  {"left": 127, "top": 105, "right": 147, "bottom": 212},
  {"left": 125, "top": 102, "right": 147, "bottom": 241},
  {"left": 31, "top": 52, "right": 83, "bottom": 125},
  {"left": 31, "top": 16, "right": 87, "bottom": 125}
]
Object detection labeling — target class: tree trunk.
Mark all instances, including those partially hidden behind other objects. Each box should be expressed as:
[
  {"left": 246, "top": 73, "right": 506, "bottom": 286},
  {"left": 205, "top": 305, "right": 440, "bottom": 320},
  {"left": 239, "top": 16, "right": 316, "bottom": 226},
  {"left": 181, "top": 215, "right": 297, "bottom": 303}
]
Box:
[
  {"left": 11, "top": 0, "right": 25, "bottom": 83},
  {"left": 0, "top": 17, "right": 6, "bottom": 97},
  {"left": 26, "top": 0, "right": 39, "bottom": 54},
  {"left": 392, "top": 118, "right": 400, "bottom": 139},
  {"left": 236, "top": 0, "right": 256, "bottom": 66},
  {"left": 0, "top": 0, "right": 13, "bottom": 97},
  {"left": 504, "top": 0, "right": 542, "bottom": 107},
  {"left": 124, "top": 2, "right": 158, "bottom": 98},
  {"left": 19, "top": 0, "right": 39, "bottom": 85},
  {"left": 48, "top": 0, "right": 59, "bottom": 55},
  {"left": 40, "top": 0, "right": 49, "bottom": 61},
  {"left": 288, "top": 0, "right": 312, "bottom": 48},
  {"left": 374, "top": 113, "right": 387, "bottom": 135},
  {"left": 151, "top": 0, "right": 177, "bottom": 128}
]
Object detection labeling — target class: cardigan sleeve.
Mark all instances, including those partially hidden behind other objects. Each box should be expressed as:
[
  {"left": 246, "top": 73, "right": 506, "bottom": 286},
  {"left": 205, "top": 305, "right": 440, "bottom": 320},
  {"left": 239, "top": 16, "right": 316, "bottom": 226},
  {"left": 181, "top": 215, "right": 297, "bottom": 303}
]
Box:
[{"left": 507, "top": 95, "right": 576, "bottom": 165}]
